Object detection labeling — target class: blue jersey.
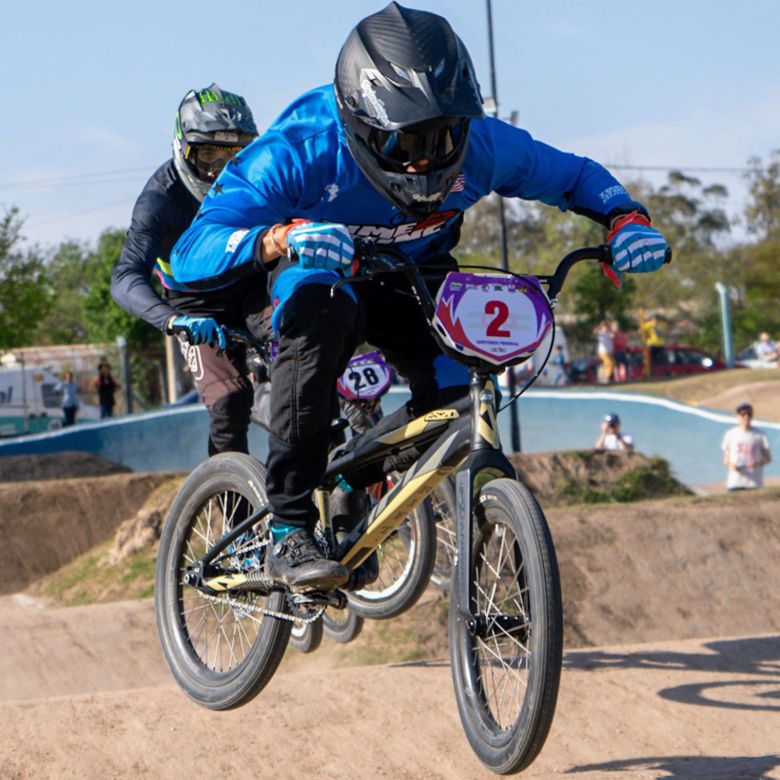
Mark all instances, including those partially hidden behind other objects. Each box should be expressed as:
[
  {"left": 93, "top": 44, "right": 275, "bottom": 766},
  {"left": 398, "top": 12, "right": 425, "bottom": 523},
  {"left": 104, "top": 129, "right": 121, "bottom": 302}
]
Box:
[{"left": 170, "top": 84, "right": 645, "bottom": 291}]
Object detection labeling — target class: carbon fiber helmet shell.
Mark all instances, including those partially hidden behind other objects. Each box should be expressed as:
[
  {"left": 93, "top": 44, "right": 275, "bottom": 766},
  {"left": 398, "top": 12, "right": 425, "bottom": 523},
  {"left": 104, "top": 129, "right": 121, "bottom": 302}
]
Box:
[
  {"left": 173, "top": 83, "right": 258, "bottom": 201},
  {"left": 335, "top": 2, "right": 484, "bottom": 219}
]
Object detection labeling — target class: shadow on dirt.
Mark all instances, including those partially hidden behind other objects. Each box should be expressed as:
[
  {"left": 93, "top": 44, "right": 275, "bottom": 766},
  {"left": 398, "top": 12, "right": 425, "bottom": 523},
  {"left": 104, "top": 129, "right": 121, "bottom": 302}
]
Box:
[
  {"left": 566, "top": 753, "right": 780, "bottom": 778},
  {"left": 565, "top": 636, "right": 780, "bottom": 713}
]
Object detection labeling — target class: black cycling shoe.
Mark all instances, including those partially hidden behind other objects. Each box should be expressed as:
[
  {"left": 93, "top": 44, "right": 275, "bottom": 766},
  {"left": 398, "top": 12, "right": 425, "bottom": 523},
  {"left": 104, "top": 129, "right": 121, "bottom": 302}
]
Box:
[{"left": 265, "top": 529, "right": 349, "bottom": 591}]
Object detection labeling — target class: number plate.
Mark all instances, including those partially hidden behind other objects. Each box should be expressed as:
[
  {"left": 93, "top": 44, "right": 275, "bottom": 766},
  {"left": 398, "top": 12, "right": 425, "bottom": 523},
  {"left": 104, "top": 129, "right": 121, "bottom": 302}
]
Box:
[
  {"left": 337, "top": 351, "right": 393, "bottom": 400},
  {"left": 433, "top": 272, "right": 553, "bottom": 366}
]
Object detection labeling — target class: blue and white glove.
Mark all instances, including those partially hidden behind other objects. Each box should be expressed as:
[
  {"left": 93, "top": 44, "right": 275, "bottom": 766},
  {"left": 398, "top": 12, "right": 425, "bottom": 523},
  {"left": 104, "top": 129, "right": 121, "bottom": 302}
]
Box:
[
  {"left": 285, "top": 222, "right": 355, "bottom": 275},
  {"left": 169, "top": 315, "right": 227, "bottom": 349},
  {"left": 605, "top": 212, "right": 669, "bottom": 286}
]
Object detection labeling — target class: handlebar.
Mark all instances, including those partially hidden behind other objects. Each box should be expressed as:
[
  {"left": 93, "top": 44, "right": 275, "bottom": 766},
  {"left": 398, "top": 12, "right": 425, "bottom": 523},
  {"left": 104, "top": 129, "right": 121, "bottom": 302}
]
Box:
[{"left": 336, "top": 241, "right": 625, "bottom": 308}]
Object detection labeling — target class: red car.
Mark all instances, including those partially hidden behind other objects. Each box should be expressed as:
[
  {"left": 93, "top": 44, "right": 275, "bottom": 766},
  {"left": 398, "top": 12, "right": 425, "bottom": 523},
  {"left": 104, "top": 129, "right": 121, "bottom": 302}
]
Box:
[
  {"left": 570, "top": 345, "right": 726, "bottom": 384},
  {"left": 623, "top": 345, "right": 726, "bottom": 379}
]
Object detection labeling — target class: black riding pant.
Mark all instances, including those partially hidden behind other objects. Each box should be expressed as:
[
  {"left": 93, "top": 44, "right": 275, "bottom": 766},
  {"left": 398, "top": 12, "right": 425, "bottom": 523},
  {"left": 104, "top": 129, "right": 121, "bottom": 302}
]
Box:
[{"left": 265, "top": 259, "right": 469, "bottom": 528}]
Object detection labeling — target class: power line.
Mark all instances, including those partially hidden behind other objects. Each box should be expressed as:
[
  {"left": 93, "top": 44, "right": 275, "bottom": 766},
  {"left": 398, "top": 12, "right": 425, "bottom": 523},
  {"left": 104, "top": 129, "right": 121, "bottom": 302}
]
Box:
[
  {"left": 27, "top": 198, "right": 135, "bottom": 229},
  {"left": 0, "top": 166, "right": 152, "bottom": 191},
  {"left": 2, "top": 176, "right": 147, "bottom": 192},
  {"left": 607, "top": 163, "right": 752, "bottom": 175},
  {"left": 0, "top": 160, "right": 762, "bottom": 195}
]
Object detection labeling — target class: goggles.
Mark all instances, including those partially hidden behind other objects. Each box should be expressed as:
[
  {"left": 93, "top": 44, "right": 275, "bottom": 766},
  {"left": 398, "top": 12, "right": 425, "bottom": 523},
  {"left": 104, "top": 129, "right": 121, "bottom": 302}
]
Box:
[
  {"left": 368, "top": 117, "right": 469, "bottom": 172},
  {"left": 187, "top": 143, "right": 244, "bottom": 182}
]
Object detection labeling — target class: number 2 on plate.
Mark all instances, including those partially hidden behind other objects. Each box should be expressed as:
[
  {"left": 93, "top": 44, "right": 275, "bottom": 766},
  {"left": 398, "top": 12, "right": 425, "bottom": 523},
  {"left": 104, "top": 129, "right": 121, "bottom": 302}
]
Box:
[{"left": 485, "top": 300, "right": 510, "bottom": 338}]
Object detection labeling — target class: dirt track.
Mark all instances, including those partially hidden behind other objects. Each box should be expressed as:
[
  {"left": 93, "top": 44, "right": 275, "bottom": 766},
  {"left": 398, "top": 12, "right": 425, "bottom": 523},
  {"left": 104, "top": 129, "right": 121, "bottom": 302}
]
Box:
[
  {"left": 1, "top": 593, "right": 778, "bottom": 779},
  {"left": 2, "top": 482, "right": 779, "bottom": 778}
]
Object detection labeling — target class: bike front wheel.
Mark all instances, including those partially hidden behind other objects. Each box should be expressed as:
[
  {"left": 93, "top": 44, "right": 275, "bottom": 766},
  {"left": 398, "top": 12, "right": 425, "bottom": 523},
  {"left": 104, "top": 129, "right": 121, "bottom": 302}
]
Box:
[
  {"left": 155, "top": 453, "right": 291, "bottom": 710},
  {"left": 449, "top": 478, "right": 563, "bottom": 775}
]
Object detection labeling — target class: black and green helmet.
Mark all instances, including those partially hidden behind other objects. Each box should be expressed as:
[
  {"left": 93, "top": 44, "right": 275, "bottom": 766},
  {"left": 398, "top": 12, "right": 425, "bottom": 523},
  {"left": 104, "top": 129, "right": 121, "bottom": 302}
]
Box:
[{"left": 173, "top": 83, "right": 258, "bottom": 200}]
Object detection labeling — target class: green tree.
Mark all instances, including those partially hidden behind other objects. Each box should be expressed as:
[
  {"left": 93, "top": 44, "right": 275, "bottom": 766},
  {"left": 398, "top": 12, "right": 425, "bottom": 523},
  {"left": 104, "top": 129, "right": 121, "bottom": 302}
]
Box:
[
  {"left": 0, "top": 208, "right": 51, "bottom": 349},
  {"left": 745, "top": 149, "right": 780, "bottom": 239},
  {"left": 35, "top": 239, "right": 96, "bottom": 344},
  {"left": 82, "top": 228, "right": 159, "bottom": 350},
  {"left": 82, "top": 228, "right": 164, "bottom": 406}
]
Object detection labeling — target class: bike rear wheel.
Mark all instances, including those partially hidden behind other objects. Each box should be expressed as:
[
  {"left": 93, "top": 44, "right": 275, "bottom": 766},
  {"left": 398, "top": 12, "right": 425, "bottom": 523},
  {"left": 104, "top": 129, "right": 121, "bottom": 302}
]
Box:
[
  {"left": 290, "top": 618, "right": 324, "bottom": 654},
  {"left": 323, "top": 605, "right": 364, "bottom": 644},
  {"left": 155, "top": 453, "right": 291, "bottom": 710},
  {"left": 347, "top": 498, "right": 436, "bottom": 620},
  {"left": 449, "top": 478, "right": 563, "bottom": 775}
]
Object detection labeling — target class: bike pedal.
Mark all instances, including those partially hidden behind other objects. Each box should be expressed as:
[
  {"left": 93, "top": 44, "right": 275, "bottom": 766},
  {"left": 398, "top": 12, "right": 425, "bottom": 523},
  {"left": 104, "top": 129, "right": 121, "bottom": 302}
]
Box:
[{"left": 290, "top": 589, "right": 347, "bottom": 610}]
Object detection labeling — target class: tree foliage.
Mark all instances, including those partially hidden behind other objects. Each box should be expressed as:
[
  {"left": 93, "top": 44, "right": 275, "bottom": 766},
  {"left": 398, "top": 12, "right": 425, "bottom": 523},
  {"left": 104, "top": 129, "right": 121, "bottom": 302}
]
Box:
[
  {"left": 4, "top": 146, "right": 779, "bottom": 397},
  {"left": 81, "top": 228, "right": 159, "bottom": 351},
  {"left": 34, "top": 239, "right": 96, "bottom": 345},
  {"left": 0, "top": 208, "right": 51, "bottom": 349},
  {"left": 459, "top": 156, "right": 780, "bottom": 357},
  {"left": 745, "top": 150, "right": 780, "bottom": 239}
]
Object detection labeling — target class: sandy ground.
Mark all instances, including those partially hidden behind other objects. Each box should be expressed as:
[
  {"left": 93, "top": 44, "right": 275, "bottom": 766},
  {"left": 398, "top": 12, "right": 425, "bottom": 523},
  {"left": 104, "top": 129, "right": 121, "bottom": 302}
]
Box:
[
  {"left": 2, "top": 482, "right": 779, "bottom": 778},
  {"left": 697, "top": 378, "right": 780, "bottom": 422},
  {"left": 1, "top": 592, "right": 778, "bottom": 779}
]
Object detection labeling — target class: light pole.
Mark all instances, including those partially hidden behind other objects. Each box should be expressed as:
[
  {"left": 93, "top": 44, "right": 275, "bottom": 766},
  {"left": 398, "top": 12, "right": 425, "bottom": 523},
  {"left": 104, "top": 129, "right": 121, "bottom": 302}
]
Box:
[
  {"left": 486, "top": 0, "right": 521, "bottom": 452},
  {"left": 714, "top": 282, "right": 734, "bottom": 368}
]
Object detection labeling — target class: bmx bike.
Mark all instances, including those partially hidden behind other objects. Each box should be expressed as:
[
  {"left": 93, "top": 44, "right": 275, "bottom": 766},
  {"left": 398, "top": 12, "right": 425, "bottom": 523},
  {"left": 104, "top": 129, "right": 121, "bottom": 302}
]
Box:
[{"left": 155, "top": 242, "right": 619, "bottom": 773}]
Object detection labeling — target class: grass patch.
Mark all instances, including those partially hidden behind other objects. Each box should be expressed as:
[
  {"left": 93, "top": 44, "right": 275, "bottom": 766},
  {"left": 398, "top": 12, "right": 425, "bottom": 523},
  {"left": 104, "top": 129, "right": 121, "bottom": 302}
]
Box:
[
  {"left": 562, "top": 457, "right": 691, "bottom": 505},
  {"left": 31, "top": 540, "right": 157, "bottom": 607}
]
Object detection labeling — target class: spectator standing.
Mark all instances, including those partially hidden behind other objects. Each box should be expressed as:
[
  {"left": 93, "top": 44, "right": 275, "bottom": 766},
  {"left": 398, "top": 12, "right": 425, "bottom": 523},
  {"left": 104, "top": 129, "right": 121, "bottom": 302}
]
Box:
[
  {"left": 610, "top": 321, "right": 628, "bottom": 382},
  {"left": 756, "top": 332, "right": 779, "bottom": 363},
  {"left": 722, "top": 402, "right": 772, "bottom": 491},
  {"left": 593, "top": 321, "right": 615, "bottom": 384},
  {"left": 55, "top": 371, "right": 80, "bottom": 427},
  {"left": 550, "top": 345, "right": 570, "bottom": 386},
  {"left": 595, "top": 412, "right": 634, "bottom": 452},
  {"left": 95, "top": 361, "right": 119, "bottom": 419}
]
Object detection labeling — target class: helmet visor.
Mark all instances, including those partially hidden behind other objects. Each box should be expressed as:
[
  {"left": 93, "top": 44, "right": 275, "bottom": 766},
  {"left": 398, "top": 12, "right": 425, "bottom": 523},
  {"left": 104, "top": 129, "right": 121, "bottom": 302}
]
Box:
[
  {"left": 368, "top": 117, "right": 469, "bottom": 173},
  {"left": 187, "top": 143, "right": 244, "bottom": 182}
]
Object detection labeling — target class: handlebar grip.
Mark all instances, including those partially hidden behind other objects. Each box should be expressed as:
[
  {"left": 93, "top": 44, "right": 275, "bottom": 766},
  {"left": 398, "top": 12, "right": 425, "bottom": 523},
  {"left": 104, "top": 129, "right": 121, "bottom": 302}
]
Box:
[{"left": 170, "top": 323, "right": 194, "bottom": 345}]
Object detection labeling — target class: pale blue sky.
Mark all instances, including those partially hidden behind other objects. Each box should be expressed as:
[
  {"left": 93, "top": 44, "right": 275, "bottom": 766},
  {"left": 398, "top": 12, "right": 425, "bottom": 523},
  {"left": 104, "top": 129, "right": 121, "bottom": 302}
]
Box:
[{"left": 4, "top": 0, "right": 778, "bottom": 247}]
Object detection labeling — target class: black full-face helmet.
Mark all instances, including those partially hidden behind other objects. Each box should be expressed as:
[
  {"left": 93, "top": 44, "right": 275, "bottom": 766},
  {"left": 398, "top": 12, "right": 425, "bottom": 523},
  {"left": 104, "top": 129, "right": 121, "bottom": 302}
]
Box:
[
  {"left": 335, "top": 2, "right": 484, "bottom": 219},
  {"left": 173, "top": 83, "right": 258, "bottom": 200}
]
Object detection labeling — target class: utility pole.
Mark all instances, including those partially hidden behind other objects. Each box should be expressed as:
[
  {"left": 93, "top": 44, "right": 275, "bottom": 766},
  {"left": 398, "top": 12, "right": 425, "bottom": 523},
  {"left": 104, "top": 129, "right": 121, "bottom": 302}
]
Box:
[{"left": 486, "top": 0, "right": 521, "bottom": 452}]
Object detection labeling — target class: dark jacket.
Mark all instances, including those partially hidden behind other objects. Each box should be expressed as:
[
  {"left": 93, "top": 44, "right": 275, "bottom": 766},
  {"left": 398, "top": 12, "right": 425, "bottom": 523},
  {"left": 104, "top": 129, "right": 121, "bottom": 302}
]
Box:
[{"left": 111, "top": 160, "right": 200, "bottom": 331}]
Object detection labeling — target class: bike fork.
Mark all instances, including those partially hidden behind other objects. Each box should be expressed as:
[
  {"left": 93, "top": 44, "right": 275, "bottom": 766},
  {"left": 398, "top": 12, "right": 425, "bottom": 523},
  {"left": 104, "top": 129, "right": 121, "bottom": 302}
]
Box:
[{"left": 455, "top": 371, "right": 517, "bottom": 629}]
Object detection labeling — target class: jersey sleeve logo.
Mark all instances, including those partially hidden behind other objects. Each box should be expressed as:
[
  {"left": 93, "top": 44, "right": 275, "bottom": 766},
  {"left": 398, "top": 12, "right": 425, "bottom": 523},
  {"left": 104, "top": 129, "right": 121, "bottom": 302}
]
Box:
[
  {"left": 348, "top": 208, "right": 459, "bottom": 244},
  {"left": 226, "top": 229, "right": 249, "bottom": 253}
]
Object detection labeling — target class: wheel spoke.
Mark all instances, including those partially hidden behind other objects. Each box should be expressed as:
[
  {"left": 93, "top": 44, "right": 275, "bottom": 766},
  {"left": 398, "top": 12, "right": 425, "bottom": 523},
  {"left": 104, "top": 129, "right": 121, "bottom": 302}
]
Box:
[
  {"left": 470, "top": 518, "right": 532, "bottom": 730},
  {"left": 178, "top": 488, "right": 270, "bottom": 673},
  {"left": 355, "top": 517, "right": 416, "bottom": 600}
]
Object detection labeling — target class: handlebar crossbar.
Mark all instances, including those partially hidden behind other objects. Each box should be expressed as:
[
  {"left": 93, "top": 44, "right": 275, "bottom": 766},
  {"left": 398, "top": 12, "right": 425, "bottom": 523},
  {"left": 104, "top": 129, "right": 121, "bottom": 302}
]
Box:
[{"left": 341, "top": 242, "right": 616, "bottom": 306}]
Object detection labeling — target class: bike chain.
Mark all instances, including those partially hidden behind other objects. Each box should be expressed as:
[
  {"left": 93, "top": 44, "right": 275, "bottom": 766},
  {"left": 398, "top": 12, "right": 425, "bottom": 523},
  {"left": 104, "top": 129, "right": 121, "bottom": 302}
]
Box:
[
  {"left": 197, "top": 530, "right": 331, "bottom": 624},
  {"left": 195, "top": 589, "right": 325, "bottom": 624}
]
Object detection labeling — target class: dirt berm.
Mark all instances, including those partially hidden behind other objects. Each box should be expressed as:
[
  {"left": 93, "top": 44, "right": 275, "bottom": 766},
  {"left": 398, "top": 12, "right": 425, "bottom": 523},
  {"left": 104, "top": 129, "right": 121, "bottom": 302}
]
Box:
[
  {"left": 1, "top": 452, "right": 779, "bottom": 778},
  {"left": 0, "top": 458, "right": 181, "bottom": 594}
]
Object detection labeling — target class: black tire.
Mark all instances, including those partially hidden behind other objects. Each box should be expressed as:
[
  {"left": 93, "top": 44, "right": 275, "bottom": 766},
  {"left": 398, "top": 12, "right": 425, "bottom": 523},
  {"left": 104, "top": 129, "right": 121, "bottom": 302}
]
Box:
[
  {"left": 289, "top": 618, "right": 324, "bottom": 654},
  {"left": 449, "top": 478, "right": 563, "bottom": 775},
  {"left": 429, "top": 476, "right": 457, "bottom": 591},
  {"left": 155, "top": 452, "right": 291, "bottom": 710},
  {"left": 322, "top": 606, "right": 365, "bottom": 644},
  {"left": 347, "top": 498, "right": 436, "bottom": 620}
]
